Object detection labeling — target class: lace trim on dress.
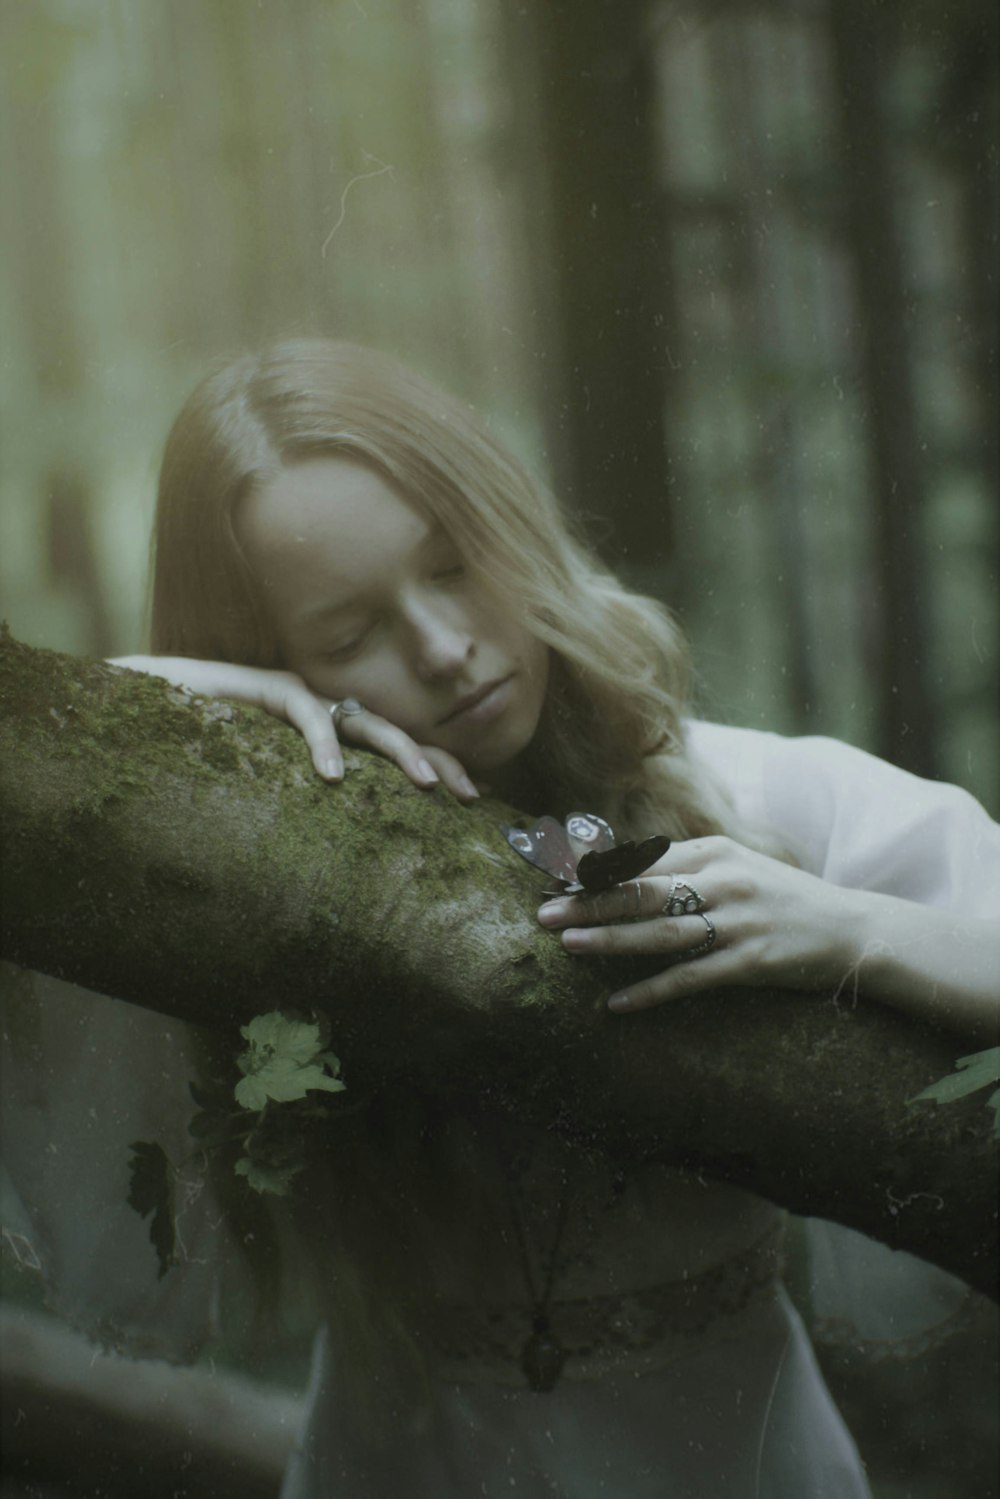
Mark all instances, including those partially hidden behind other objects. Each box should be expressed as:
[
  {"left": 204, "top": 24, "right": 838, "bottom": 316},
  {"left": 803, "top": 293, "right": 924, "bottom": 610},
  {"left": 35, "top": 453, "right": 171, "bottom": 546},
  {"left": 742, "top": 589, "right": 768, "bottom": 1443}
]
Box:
[{"left": 429, "top": 1218, "right": 787, "bottom": 1386}]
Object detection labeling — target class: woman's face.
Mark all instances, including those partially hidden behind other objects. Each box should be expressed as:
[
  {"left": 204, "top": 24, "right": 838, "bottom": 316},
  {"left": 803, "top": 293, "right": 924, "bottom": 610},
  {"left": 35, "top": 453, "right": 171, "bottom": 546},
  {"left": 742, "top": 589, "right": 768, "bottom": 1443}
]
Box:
[{"left": 239, "top": 456, "right": 550, "bottom": 774}]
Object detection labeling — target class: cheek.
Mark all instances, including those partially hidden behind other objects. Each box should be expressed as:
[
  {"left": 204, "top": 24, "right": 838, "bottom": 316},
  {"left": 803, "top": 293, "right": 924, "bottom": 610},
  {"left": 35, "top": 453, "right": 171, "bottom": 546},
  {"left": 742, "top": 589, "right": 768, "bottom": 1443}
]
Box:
[
  {"left": 294, "top": 653, "right": 408, "bottom": 719},
  {"left": 521, "top": 637, "right": 551, "bottom": 701}
]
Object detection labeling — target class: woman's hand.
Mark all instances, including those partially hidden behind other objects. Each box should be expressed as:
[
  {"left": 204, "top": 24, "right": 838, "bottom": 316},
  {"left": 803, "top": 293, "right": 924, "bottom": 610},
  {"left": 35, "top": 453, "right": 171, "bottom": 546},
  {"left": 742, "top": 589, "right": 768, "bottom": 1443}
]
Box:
[
  {"left": 537, "top": 836, "right": 861, "bottom": 1012},
  {"left": 110, "top": 656, "right": 481, "bottom": 803}
]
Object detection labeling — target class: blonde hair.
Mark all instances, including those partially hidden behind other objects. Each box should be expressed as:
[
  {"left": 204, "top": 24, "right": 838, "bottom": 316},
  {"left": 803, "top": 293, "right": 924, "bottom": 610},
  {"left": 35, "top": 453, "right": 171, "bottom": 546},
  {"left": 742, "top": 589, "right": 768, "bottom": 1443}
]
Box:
[
  {"left": 153, "top": 339, "right": 743, "bottom": 1410},
  {"left": 153, "top": 337, "right": 729, "bottom": 840}
]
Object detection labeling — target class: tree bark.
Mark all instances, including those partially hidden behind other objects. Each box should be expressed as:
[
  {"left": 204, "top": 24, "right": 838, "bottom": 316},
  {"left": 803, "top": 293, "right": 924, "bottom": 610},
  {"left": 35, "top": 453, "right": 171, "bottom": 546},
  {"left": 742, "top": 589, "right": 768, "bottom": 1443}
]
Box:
[{"left": 0, "top": 628, "right": 995, "bottom": 1295}]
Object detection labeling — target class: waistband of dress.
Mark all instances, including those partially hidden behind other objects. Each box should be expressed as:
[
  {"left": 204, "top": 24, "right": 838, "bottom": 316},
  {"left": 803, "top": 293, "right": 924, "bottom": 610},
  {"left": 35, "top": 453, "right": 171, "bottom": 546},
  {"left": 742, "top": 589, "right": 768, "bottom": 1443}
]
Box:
[{"left": 427, "top": 1217, "right": 787, "bottom": 1387}]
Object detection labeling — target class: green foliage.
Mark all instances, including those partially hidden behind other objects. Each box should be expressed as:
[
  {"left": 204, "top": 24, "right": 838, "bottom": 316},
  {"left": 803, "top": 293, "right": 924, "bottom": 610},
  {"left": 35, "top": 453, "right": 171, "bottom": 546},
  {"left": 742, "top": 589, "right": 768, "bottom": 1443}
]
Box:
[
  {"left": 126, "top": 1140, "right": 175, "bottom": 1278},
  {"left": 126, "top": 1011, "right": 349, "bottom": 1266},
  {"left": 231, "top": 1013, "right": 346, "bottom": 1194},
  {"left": 908, "top": 1047, "right": 1000, "bottom": 1140},
  {"left": 234, "top": 1012, "right": 345, "bottom": 1111}
]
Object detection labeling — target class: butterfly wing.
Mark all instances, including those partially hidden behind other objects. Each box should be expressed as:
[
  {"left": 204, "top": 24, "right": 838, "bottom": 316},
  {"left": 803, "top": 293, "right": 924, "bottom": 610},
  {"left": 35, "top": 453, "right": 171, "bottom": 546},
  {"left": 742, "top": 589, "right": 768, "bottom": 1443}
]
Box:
[
  {"left": 576, "top": 834, "right": 672, "bottom": 893},
  {"left": 563, "top": 812, "right": 616, "bottom": 865},
  {"left": 504, "top": 816, "right": 670, "bottom": 897},
  {"left": 502, "top": 817, "right": 579, "bottom": 886}
]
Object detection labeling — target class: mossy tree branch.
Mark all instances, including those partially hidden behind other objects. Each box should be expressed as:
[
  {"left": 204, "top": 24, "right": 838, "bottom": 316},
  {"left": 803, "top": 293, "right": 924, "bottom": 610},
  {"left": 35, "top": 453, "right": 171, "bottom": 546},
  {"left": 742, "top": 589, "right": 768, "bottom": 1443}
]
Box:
[{"left": 0, "top": 628, "right": 995, "bottom": 1295}]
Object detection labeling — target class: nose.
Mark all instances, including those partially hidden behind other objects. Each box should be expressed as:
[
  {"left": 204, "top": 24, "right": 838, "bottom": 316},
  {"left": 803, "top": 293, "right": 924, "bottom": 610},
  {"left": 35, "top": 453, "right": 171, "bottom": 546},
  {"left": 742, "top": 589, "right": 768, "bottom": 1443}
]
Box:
[{"left": 408, "top": 601, "right": 475, "bottom": 680}]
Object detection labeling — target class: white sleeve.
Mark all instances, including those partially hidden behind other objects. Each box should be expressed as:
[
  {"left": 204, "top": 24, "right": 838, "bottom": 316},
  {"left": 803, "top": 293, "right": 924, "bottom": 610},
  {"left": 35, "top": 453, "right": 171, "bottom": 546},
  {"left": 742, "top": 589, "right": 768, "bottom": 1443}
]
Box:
[
  {"left": 688, "top": 722, "right": 999, "bottom": 1348},
  {"left": 685, "top": 721, "right": 1000, "bottom": 920}
]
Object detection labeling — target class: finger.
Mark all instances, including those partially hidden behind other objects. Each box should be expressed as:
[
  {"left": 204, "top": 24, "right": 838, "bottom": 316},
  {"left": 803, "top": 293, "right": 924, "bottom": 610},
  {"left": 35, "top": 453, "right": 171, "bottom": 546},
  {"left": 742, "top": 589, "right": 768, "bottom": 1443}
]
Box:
[
  {"left": 343, "top": 716, "right": 442, "bottom": 789},
  {"left": 278, "top": 683, "right": 346, "bottom": 780},
  {"left": 607, "top": 948, "right": 741, "bottom": 1012},
  {"left": 560, "top": 914, "right": 709, "bottom": 957},
  {"left": 539, "top": 878, "right": 664, "bottom": 929},
  {"left": 418, "top": 746, "right": 480, "bottom": 803}
]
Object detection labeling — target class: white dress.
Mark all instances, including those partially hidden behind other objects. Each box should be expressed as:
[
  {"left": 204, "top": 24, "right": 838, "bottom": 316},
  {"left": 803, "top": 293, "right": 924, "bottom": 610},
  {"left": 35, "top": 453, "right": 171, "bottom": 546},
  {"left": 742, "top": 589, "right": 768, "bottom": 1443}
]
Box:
[
  {"left": 3, "top": 725, "right": 997, "bottom": 1497},
  {"left": 277, "top": 725, "right": 999, "bottom": 1498}
]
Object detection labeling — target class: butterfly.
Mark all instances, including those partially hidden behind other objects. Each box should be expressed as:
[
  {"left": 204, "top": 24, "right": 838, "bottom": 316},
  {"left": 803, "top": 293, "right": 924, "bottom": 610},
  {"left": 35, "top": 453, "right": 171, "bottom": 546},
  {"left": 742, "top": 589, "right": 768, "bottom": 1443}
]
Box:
[{"left": 502, "top": 812, "right": 671, "bottom": 897}]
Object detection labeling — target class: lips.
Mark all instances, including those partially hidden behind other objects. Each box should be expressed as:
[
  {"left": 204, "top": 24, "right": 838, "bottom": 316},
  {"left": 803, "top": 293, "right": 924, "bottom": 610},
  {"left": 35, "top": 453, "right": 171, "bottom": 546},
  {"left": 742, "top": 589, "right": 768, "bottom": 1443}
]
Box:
[{"left": 439, "top": 675, "right": 512, "bottom": 725}]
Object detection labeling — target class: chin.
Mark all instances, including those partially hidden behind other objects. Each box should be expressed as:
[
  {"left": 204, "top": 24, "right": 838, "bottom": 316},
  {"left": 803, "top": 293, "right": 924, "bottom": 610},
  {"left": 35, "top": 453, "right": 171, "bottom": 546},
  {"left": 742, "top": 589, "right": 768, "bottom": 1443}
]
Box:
[{"left": 464, "top": 717, "right": 537, "bottom": 777}]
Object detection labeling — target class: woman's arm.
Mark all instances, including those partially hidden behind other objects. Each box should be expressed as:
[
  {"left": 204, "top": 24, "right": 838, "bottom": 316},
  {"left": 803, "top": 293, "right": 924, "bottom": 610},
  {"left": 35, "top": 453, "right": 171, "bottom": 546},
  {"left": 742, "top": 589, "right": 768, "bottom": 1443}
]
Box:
[
  {"left": 537, "top": 840, "right": 999, "bottom": 1040},
  {"left": 538, "top": 729, "right": 1000, "bottom": 1041},
  {"left": 109, "top": 656, "right": 480, "bottom": 801},
  {"left": 842, "top": 885, "right": 999, "bottom": 1037}
]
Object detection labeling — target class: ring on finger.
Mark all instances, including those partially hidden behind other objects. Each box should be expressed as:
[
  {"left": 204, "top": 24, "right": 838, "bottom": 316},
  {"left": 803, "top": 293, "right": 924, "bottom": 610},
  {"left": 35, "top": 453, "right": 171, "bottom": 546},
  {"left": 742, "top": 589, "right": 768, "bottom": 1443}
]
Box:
[
  {"left": 330, "top": 698, "right": 366, "bottom": 732},
  {"left": 684, "top": 912, "right": 717, "bottom": 959},
  {"left": 662, "top": 876, "right": 705, "bottom": 918}
]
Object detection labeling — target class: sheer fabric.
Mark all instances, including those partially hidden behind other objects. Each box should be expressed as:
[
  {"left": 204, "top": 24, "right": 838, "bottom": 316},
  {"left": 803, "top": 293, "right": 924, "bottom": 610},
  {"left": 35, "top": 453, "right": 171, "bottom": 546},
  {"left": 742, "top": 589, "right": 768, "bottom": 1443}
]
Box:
[{"left": 0, "top": 969, "right": 251, "bottom": 1362}]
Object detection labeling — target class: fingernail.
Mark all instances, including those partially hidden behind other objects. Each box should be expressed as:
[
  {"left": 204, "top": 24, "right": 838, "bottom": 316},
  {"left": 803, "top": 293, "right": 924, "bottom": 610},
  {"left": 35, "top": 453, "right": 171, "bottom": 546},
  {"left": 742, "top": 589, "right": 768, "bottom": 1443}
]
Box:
[
  {"left": 607, "top": 993, "right": 631, "bottom": 1013},
  {"left": 322, "top": 757, "right": 343, "bottom": 780},
  {"left": 458, "top": 775, "right": 480, "bottom": 799},
  {"left": 537, "top": 901, "right": 567, "bottom": 925},
  {"left": 417, "top": 758, "right": 439, "bottom": 784}
]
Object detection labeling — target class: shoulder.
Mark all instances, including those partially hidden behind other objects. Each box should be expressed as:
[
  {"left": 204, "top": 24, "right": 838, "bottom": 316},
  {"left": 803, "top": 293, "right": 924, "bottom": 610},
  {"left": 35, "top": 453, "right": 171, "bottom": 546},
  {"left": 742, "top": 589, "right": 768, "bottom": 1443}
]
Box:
[{"left": 684, "top": 720, "right": 1000, "bottom": 912}]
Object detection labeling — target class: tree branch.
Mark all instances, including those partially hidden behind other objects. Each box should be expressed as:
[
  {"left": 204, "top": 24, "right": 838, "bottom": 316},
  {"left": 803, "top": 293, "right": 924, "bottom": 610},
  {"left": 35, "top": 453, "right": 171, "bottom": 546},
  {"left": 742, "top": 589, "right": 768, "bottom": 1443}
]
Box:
[{"left": 1, "top": 628, "right": 995, "bottom": 1294}]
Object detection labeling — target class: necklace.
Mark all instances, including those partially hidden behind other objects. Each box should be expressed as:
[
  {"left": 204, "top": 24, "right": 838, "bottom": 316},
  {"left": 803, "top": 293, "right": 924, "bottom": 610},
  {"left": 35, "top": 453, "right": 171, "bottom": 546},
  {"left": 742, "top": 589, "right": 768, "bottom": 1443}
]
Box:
[{"left": 505, "top": 1162, "right": 573, "bottom": 1392}]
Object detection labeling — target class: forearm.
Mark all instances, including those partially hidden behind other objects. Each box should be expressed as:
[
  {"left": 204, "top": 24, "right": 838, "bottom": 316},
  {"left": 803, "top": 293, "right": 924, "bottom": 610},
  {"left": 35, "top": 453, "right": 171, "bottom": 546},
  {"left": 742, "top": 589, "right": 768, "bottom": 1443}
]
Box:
[
  {"left": 109, "top": 655, "right": 260, "bottom": 694},
  {"left": 842, "top": 887, "right": 999, "bottom": 1041}
]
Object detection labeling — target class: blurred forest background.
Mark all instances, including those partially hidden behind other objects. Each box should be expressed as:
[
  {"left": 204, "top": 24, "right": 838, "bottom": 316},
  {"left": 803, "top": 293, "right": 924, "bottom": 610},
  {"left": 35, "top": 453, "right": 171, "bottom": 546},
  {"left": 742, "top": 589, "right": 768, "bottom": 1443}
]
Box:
[
  {"left": 0, "top": 1, "right": 997, "bottom": 1497},
  {"left": 1, "top": 0, "right": 998, "bottom": 808}
]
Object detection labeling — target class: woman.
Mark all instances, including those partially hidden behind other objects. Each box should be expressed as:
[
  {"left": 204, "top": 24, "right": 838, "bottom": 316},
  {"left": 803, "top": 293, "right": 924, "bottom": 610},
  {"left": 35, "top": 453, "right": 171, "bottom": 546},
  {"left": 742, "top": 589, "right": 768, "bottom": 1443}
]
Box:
[{"left": 50, "top": 339, "right": 1000, "bottom": 1493}]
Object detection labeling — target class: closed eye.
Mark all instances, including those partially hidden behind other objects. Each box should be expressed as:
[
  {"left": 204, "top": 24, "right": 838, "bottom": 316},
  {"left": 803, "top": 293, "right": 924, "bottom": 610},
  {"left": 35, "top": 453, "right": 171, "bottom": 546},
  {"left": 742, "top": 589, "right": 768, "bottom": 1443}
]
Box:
[{"left": 323, "top": 625, "right": 372, "bottom": 662}]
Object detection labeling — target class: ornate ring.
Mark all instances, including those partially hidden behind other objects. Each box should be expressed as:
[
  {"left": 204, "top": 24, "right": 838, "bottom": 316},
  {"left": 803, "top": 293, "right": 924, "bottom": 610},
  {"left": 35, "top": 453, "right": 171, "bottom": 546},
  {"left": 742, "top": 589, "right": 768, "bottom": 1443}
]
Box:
[
  {"left": 330, "top": 698, "right": 366, "bottom": 731},
  {"left": 662, "top": 877, "right": 705, "bottom": 917},
  {"left": 684, "top": 912, "right": 717, "bottom": 959}
]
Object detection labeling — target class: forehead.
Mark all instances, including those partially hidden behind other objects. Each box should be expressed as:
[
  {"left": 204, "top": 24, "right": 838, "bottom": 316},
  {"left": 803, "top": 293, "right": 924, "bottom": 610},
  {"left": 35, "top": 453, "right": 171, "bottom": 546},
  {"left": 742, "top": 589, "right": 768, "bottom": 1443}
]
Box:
[{"left": 239, "top": 456, "right": 430, "bottom": 594}]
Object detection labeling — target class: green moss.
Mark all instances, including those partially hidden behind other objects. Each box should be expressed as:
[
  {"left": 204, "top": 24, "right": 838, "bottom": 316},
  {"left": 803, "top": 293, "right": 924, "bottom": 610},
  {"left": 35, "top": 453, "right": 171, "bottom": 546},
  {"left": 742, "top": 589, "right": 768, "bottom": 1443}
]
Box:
[{"left": 198, "top": 731, "right": 244, "bottom": 775}]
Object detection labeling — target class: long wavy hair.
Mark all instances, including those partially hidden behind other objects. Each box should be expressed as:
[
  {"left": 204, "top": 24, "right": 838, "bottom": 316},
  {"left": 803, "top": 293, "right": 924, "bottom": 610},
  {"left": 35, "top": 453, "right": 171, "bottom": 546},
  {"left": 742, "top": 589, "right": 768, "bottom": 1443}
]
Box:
[
  {"left": 151, "top": 338, "right": 740, "bottom": 1413},
  {"left": 152, "top": 337, "right": 734, "bottom": 841}
]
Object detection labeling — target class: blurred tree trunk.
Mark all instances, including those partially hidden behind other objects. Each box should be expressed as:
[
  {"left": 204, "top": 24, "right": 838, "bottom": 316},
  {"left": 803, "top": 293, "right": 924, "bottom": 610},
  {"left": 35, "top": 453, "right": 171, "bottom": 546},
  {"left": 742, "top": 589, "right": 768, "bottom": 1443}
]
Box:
[
  {"left": 45, "top": 467, "right": 116, "bottom": 659},
  {"left": 0, "top": 8, "right": 114, "bottom": 658},
  {"left": 719, "top": 21, "right": 820, "bottom": 728},
  {"left": 946, "top": 16, "right": 1000, "bottom": 733},
  {"left": 504, "top": 1, "right": 675, "bottom": 578},
  {"left": 828, "top": 0, "right": 938, "bottom": 778},
  {"left": 1, "top": 630, "right": 995, "bottom": 1295}
]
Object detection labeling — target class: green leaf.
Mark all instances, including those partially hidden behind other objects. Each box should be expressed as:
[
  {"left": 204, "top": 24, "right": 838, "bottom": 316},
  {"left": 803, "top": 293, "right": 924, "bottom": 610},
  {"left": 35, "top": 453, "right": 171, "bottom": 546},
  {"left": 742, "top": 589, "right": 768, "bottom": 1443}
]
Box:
[
  {"left": 235, "top": 1155, "right": 303, "bottom": 1196},
  {"left": 909, "top": 1047, "right": 1000, "bottom": 1141},
  {"left": 234, "top": 1011, "right": 346, "bottom": 1111},
  {"left": 233, "top": 1073, "right": 271, "bottom": 1112},
  {"left": 238, "top": 1012, "right": 325, "bottom": 1067},
  {"left": 126, "top": 1141, "right": 175, "bottom": 1278},
  {"left": 909, "top": 1047, "right": 1000, "bottom": 1107},
  {"left": 987, "top": 1089, "right": 1000, "bottom": 1143}
]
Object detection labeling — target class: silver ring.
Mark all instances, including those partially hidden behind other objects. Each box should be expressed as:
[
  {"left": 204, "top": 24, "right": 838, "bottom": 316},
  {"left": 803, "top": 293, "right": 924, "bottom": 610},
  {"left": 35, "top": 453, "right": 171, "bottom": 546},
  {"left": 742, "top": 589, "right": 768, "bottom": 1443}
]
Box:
[
  {"left": 662, "top": 877, "right": 705, "bottom": 917},
  {"left": 330, "top": 697, "right": 366, "bottom": 731},
  {"left": 684, "top": 912, "right": 717, "bottom": 959}
]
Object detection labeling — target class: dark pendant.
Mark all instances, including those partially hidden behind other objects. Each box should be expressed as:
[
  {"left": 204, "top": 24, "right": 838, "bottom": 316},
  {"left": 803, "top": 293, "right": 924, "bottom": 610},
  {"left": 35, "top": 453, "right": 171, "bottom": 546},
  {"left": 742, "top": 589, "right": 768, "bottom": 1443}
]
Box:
[{"left": 521, "top": 1315, "right": 565, "bottom": 1393}]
